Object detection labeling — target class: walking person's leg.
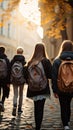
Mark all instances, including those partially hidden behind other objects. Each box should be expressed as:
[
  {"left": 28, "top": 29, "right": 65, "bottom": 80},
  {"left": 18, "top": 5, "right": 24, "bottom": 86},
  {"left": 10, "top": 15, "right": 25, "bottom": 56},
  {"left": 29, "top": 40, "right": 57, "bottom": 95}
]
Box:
[
  {"left": 66, "top": 97, "right": 72, "bottom": 124},
  {"left": 59, "top": 94, "right": 72, "bottom": 129},
  {"left": 0, "top": 87, "right": 1, "bottom": 100},
  {"left": 18, "top": 84, "right": 24, "bottom": 114},
  {"left": 34, "top": 99, "right": 46, "bottom": 130},
  {"left": 0, "top": 83, "right": 5, "bottom": 112},
  {"left": 0, "top": 82, "right": 10, "bottom": 112},
  {"left": 1, "top": 86, "right": 5, "bottom": 112},
  {"left": 12, "top": 85, "right": 18, "bottom": 116},
  {"left": 0, "top": 86, "right": 2, "bottom": 112}
]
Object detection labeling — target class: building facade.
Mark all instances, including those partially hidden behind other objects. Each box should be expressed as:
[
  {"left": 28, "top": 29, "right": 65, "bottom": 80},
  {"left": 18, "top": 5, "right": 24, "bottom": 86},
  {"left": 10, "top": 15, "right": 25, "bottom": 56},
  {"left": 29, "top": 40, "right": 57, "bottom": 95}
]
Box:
[{"left": 0, "top": 0, "right": 42, "bottom": 61}]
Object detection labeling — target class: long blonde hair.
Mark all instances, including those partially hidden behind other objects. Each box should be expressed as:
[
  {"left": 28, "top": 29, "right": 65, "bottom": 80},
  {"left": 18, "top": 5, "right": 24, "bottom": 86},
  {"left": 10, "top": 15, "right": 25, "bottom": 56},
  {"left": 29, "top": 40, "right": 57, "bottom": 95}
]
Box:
[
  {"left": 57, "top": 40, "right": 73, "bottom": 58},
  {"left": 28, "top": 43, "right": 47, "bottom": 65}
]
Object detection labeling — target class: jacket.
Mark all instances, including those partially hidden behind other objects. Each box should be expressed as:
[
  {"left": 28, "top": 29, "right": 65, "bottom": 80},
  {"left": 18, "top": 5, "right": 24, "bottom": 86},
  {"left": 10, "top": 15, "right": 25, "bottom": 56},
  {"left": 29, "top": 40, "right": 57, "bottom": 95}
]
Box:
[
  {"left": 0, "top": 53, "right": 10, "bottom": 84},
  {"left": 27, "top": 58, "right": 52, "bottom": 97},
  {"left": 10, "top": 54, "right": 26, "bottom": 83},
  {"left": 11, "top": 54, "right": 26, "bottom": 66},
  {"left": 52, "top": 51, "right": 73, "bottom": 96}
]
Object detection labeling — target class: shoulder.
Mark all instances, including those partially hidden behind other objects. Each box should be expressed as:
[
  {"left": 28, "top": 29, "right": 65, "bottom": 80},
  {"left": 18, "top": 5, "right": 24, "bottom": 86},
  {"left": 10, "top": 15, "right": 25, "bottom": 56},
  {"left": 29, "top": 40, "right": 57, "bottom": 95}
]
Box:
[
  {"left": 12, "top": 55, "right": 25, "bottom": 60},
  {"left": 41, "top": 58, "right": 52, "bottom": 71},
  {"left": 53, "top": 58, "right": 61, "bottom": 65},
  {"left": 52, "top": 58, "right": 61, "bottom": 72},
  {"left": 42, "top": 58, "right": 51, "bottom": 65},
  {"left": 0, "top": 54, "right": 10, "bottom": 62},
  {"left": 11, "top": 55, "right": 17, "bottom": 60}
]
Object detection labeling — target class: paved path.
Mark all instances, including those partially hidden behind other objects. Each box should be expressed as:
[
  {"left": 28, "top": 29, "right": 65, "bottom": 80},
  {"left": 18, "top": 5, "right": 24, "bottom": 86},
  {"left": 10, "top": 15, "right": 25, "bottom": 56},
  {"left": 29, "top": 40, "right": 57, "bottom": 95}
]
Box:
[{"left": 0, "top": 85, "right": 73, "bottom": 130}]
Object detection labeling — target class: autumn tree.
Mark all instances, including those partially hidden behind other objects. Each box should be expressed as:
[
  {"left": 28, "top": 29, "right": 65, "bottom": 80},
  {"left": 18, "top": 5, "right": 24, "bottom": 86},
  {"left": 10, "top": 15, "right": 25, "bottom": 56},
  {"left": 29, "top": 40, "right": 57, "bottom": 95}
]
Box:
[
  {"left": 0, "top": 0, "right": 20, "bottom": 27},
  {"left": 0, "top": 0, "right": 73, "bottom": 41},
  {"left": 38, "top": 0, "right": 73, "bottom": 41}
]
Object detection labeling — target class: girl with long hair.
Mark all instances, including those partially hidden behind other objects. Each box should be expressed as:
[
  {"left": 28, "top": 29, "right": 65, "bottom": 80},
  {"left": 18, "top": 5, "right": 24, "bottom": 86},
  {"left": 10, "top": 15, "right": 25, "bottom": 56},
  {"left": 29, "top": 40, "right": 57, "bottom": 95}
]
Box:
[
  {"left": 27, "top": 43, "right": 52, "bottom": 130},
  {"left": 52, "top": 40, "right": 73, "bottom": 130}
]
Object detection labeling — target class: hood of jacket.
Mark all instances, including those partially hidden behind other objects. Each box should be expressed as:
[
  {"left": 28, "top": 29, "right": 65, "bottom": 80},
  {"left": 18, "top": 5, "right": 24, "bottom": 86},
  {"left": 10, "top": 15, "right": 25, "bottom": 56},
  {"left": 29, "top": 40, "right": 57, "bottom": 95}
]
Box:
[{"left": 59, "top": 51, "right": 73, "bottom": 60}]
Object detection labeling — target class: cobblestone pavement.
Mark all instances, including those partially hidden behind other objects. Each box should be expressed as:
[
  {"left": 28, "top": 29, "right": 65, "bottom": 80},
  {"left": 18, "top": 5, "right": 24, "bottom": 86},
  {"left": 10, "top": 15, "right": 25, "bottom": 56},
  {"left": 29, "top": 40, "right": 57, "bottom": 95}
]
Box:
[{"left": 0, "top": 85, "right": 73, "bottom": 130}]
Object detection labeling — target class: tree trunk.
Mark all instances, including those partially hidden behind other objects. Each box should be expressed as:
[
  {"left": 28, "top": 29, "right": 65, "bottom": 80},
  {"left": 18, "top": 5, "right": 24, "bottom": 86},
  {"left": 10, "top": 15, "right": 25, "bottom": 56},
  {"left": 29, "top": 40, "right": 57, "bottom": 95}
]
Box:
[{"left": 61, "top": 28, "right": 68, "bottom": 41}]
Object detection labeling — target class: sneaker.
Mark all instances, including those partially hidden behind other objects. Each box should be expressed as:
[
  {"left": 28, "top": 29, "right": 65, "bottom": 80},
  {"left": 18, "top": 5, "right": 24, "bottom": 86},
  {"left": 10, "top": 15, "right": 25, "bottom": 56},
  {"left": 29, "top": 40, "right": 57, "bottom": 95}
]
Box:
[
  {"left": 64, "top": 126, "right": 70, "bottom": 130},
  {"left": 18, "top": 107, "right": 23, "bottom": 115},
  {"left": 12, "top": 107, "right": 16, "bottom": 116}
]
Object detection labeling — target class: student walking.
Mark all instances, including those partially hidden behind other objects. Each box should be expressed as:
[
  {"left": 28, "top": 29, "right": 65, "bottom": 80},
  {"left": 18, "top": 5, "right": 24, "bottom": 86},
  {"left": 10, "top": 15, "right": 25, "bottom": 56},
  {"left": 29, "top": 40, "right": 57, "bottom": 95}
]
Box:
[
  {"left": 52, "top": 40, "right": 73, "bottom": 130},
  {"left": 10, "top": 47, "right": 26, "bottom": 116},
  {"left": 0, "top": 47, "right": 10, "bottom": 112},
  {"left": 26, "top": 43, "right": 52, "bottom": 130}
]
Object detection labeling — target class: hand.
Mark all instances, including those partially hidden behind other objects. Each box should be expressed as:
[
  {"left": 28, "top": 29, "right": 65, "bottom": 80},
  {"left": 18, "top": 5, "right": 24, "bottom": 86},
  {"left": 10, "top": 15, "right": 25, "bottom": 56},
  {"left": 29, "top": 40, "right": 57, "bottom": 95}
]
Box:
[{"left": 54, "top": 93, "right": 59, "bottom": 98}]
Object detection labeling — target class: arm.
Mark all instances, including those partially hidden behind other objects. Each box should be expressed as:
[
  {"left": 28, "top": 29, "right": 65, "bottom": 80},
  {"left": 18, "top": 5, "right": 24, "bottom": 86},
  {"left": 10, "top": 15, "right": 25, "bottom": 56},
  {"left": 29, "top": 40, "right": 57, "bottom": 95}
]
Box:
[
  {"left": 6, "top": 58, "right": 11, "bottom": 84},
  {"left": 42, "top": 58, "right": 52, "bottom": 79},
  {"left": 12, "top": 55, "right": 26, "bottom": 65},
  {"left": 23, "top": 66, "right": 28, "bottom": 83},
  {"left": 52, "top": 59, "right": 60, "bottom": 98}
]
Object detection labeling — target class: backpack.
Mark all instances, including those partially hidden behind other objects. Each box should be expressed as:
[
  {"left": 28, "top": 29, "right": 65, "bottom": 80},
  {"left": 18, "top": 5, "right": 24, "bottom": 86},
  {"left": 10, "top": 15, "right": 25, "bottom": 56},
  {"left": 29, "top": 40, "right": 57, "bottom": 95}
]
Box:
[
  {"left": 57, "top": 60, "right": 73, "bottom": 92},
  {"left": 11, "top": 61, "right": 25, "bottom": 85},
  {"left": 0, "top": 58, "right": 7, "bottom": 79},
  {"left": 28, "top": 60, "right": 47, "bottom": 91}
]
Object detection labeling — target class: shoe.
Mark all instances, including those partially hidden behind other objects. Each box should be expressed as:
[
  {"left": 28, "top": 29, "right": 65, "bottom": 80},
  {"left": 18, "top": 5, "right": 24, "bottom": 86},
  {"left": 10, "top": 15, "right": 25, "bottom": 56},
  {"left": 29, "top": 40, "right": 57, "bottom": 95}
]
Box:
[
  {"left": 68, "top": 122, "right": 70, "bottom": 126},
  {"left": 1, "top": 104, "right": 5, "bottom": 112},
  {"left": 18, "top": 107, "right": 23, "bottom": 115},
  {"left": 64, "top": 126, "right": 70, "bottom": 130},
  {"left": 0, "top": 103, "right": 2, "bottom": 112},
  {"left": 12, "top": 107, "right": 16, "bottom": 116}
]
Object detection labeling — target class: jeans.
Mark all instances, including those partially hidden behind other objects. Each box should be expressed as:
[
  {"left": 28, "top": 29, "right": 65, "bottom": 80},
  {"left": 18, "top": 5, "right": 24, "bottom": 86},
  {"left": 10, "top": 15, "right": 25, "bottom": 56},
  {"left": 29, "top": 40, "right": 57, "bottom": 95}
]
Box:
[
  {"left": 59, "top": 93, "right": 72, "bottom": 126},
  {"left": 13, "top": 84, "right": 24, "bottom": 108},
  {"left": 0, "top": 83, "right": 10, "bottom": 104}
]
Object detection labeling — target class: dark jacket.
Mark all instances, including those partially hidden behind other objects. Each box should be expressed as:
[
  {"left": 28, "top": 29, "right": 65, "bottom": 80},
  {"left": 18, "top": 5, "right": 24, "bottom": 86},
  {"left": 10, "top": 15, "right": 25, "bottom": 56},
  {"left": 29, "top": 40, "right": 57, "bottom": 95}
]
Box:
[
  {"left": 10, "top": 54, "right": 26, "bottom": 83},
  {"left": 52, "top": 51, "right": 73, "bottom": 96},
  {"left": 0, "top": 53, "right": 10, "bottom": 98},
  {"left": 0, "top": 53, "right": 10, "bottom": 84},
  {"left": 27, "top": 58, "right": 52, "bottom": 97},
  {"left": 11, "top": 54, "right": 26, "bottom": 66}
]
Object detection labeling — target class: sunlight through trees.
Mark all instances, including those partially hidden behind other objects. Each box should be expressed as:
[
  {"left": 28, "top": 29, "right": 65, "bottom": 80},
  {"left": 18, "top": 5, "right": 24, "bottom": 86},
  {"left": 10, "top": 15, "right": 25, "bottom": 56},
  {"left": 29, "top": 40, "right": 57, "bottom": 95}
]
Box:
[
  {"left": 38, "top": 0, "right": 73, "bottom": 39},
  {"left": 0, "top": 0, "right": 73, "bottom": 39}
]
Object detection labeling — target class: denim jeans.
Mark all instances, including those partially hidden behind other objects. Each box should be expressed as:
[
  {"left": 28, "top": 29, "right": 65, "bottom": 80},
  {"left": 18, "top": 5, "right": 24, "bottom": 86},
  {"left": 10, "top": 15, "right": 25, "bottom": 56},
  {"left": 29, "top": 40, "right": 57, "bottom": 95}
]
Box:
[{"left": 13, "top": 84, "right": 24, "bottom": 108}]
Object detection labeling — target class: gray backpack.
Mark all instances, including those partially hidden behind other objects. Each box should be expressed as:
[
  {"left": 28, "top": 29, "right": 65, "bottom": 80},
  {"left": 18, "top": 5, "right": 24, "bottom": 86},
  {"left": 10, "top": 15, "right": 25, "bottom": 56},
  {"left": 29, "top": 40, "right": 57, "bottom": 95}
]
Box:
[
  {"left": 28, "top": 61, "right": 47, "bottom": 91},
  {"left": 11, "top": 61, "right": 25, "bottom": 85},
  {"left": 0, "top": 58, "right": 7, "bottom": 79}
]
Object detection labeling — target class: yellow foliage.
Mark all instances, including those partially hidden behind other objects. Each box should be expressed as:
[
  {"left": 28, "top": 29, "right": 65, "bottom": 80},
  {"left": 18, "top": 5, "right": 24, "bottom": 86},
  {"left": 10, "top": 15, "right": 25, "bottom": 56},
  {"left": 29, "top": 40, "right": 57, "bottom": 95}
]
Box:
[
  {"left": 6, "top": 0, "right": 20, "bottom": 12},
  {"left": 0, "top": 0, "right": 3, "bottom": 2},
  {"left": 0, "top": 22, "right": 3, "bottom": 27},
  {"left": 38, "top": 0, "right": 73, "bottom": 38},
  {"left": 0, "top": 0, "right": 72, "bottom": 39}
]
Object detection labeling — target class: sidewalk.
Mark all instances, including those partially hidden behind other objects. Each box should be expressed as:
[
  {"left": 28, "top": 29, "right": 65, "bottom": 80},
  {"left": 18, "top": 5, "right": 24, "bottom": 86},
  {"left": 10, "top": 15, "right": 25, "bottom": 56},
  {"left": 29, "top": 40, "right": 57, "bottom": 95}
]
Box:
[{"left": 0, "top": 85, "right": 73, "bottom": 130}]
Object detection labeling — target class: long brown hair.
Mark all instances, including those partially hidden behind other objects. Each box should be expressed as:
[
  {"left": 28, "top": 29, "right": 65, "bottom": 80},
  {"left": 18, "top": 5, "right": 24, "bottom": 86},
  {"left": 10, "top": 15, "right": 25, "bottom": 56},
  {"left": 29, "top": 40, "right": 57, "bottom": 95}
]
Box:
[
  {"left": 28, "top": 43, "right": 47, "bottom": 65},
  {"left": 57, "top": 40, "right": 73, "bottom": 58}
]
